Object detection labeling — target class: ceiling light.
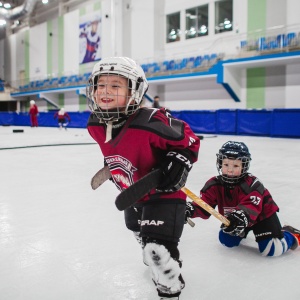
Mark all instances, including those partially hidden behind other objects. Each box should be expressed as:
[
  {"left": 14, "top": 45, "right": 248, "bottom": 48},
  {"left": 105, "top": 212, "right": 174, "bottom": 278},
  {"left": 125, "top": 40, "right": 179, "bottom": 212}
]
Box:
[
  {"left": 224, "top": 18, "right": 231, "bottom": 25},
  {"left": 0, "top": 19, "right": 7, "bottom": 26},
  {"left": 199, "top": 25, "right": 207, "bottom": 34},
  {"left": 42, "top": 0, "right": 48, "bottom": 4},
  {"left": 3, "top": 3, "right": 11, "bottom": 8}
]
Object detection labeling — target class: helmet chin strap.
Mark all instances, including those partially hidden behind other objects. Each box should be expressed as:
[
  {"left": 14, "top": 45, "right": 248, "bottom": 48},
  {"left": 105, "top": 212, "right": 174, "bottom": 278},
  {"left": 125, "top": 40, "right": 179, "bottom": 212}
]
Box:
[
  {"left": 105, "top": 121, "right": 113, "bottom": 143},
  {"left": 104, "top": 118, "right": 127, "bottom": 143}
]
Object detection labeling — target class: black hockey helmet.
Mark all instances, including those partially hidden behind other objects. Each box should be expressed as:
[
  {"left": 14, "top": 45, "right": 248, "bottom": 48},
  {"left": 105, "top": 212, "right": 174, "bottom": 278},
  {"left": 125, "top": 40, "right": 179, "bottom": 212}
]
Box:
[{"left": 216, "top": 141, "right": 251, "bottom": 184}]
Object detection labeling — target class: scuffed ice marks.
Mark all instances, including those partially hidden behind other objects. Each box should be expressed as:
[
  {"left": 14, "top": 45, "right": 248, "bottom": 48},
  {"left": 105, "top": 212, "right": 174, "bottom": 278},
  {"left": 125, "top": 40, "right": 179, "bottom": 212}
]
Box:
[{"left": 100, "top": 262, "right": 155, "bottom": 299}]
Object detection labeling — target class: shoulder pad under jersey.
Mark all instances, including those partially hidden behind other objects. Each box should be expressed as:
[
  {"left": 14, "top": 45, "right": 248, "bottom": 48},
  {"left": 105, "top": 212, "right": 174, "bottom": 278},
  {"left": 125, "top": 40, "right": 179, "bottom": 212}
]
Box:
[
  {"left": 87, "top": 113, "right": 104, "bottom": 126},
  {"left": 201, "top": 177, "right": 221, "bottom": 193},
  {"left": 129, "top": 108, "right": 185, "bottom": 141},
  {"left": 240, "top": 174, "right": 265, "bottom": 195}
]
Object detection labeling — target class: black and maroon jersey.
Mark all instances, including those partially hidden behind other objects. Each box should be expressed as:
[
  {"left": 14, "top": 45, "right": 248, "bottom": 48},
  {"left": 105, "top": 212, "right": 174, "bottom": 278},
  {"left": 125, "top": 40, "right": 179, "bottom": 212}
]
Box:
[
  {"left": 194, "top": 174, "right": 279, "bottom": 226},
  {"left": 87, "top": 107, "right": 200, "bottom": 203}
]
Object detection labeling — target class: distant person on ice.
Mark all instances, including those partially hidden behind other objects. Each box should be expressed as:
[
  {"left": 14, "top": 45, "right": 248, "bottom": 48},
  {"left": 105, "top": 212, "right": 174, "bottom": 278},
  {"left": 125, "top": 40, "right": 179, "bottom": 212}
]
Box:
[
  {"left": 54, "top": 108, "right": 71, "bottom": 130},
  {"left": 86, "top": 56, "right": 200, "bottom": 299},
  {"left": 29, "top": 100, "right": 39, "bottom": 127},
  {"left": 153, "top": 95, "right": 161, "bottom": 108},
  {"left": 185, "top": 141, "right": 300, "bottom": 256}
]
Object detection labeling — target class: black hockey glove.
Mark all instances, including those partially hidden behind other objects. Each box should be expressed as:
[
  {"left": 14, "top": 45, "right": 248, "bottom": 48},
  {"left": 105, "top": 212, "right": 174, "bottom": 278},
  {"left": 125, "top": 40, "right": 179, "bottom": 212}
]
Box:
[
  {"left": 156, "top": 150, "right": 193, "bottom": 192},
  {"left": 221, "top": 209, "right": 249, "bottom": 236},
  {"left": 185, "top": 202, "right": 195, "bottom": 223}
]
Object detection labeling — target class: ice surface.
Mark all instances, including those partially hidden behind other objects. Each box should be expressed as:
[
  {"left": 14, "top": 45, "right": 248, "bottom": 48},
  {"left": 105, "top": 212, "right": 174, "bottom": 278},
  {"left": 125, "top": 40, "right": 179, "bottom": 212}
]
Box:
[{"left": 1, "top": 126, "right": 299, "bottom": 300}]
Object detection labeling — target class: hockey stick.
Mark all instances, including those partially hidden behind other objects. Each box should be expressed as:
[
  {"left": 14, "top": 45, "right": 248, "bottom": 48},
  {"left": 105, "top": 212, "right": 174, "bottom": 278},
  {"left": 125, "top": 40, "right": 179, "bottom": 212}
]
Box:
[
  {"left": 196, "top": 135, "right": 218, "bottom": 140},
  {"left": 91, "top": 166, "right": 111, "bottom": 190},
  {"left": 90, "top": 167, "right": 195, "bottom": 227},
  {"left": 114, "top": 169, "right": 229, "bottom": 226},
  {"left": 181, "top": 187, "right": 230, "bottom": 226},
  {"left": 91, "top": 167, "right": 228, "bottom": 225},
  {"left": 114, "top": 169, "right": 195, "bottom": 227},
  {"left": 186, "top": 217, "right": 195, "bottom": 227},
  {"left": 115, "top": 169, "right": 164, "bottom": 211}
]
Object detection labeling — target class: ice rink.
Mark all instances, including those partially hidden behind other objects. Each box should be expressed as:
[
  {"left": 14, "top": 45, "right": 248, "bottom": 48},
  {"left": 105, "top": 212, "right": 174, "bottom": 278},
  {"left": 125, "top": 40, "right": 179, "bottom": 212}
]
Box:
[{"left": 1, "top": 125, "right": 299, "bottom": 300}]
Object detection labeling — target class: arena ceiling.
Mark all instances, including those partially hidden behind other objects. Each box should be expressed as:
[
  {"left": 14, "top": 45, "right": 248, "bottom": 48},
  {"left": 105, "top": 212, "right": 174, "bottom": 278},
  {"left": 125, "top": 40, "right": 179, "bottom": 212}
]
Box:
[{"left": 0, "top": 0, "right": 84, "bottom": 39}]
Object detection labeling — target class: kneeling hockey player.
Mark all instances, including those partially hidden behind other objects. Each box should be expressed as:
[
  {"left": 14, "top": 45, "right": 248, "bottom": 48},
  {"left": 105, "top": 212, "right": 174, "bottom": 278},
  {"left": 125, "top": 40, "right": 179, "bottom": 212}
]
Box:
[{"left": 186, "top": 141, "right": 300, "bottom": 256}]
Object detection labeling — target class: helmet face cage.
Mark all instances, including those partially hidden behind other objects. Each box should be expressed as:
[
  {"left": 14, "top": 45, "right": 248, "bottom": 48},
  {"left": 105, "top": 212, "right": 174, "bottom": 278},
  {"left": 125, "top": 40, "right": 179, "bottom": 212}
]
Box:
[
  {"left": 216, "top": 141, "right": 251, "bottom": 185},
  {"left": 86, "top": 57, "right": 148, "bottom": 122}
]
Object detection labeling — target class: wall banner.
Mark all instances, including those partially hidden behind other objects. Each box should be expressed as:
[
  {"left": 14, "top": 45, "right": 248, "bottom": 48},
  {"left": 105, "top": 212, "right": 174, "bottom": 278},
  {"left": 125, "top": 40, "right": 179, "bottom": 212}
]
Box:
[{"left": 79, "top": 12, "right": 101, "bottom": 65}]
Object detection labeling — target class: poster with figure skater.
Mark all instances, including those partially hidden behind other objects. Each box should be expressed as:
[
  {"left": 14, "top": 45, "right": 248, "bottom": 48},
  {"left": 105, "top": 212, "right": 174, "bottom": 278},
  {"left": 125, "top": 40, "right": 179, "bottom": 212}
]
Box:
[{"left": 79, "top": 12, "right": 102, "bottom": 64}]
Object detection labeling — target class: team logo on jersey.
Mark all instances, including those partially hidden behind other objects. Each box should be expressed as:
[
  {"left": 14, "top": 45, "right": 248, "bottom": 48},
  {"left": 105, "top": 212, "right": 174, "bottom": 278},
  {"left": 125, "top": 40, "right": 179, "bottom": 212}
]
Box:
[
  {"left": 189, "top": 136, "right": 196, "bottom": 146},
  {"left": 105, "top": 155, "right": 137, "bottom": 191}
]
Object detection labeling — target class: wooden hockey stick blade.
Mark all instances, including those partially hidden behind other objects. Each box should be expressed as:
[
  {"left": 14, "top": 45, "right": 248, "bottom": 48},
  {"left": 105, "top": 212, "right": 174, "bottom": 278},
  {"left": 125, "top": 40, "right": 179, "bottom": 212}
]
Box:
[
  {"left": 181, "top": 187, "right": 230, "bottom": 226},
  {"left": 91, "top": 166, "right": 111, "bottom": 190},
  {"left": 187, "top": 218, "right": 195, "bottom": 227},
  {"left": 115, "top": 169, "right": 164, "bottom": 211}
]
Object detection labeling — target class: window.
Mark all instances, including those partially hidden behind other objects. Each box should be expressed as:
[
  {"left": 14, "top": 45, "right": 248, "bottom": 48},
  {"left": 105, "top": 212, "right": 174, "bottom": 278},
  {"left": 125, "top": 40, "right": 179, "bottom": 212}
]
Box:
[
  {"left": 166, "top": 12, "right": 180, "bottom": 43},
  {"left": 185, "top": 5, "right": 208, "bottom": 39},
  {"left": 215, "top": 0, "right": 233, "bottom": 34}
]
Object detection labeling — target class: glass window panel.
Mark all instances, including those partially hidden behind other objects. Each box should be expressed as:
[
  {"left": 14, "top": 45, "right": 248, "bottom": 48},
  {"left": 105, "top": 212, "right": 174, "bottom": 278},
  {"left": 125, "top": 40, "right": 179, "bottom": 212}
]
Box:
[
  {"left": 186, "top": 8, "right": 197, "bottom": 40},
  {"left": 198, "top": 5, "right": 208, "bottom": 37},
  {"left": 166, "top": 12, "right": 181, "bottom": 43},
  {"left": 185, "top": 5, "right": 208, "bottom": 40},
  {"left": 215, "top": 0, "right": 233, "bottom": 34}
]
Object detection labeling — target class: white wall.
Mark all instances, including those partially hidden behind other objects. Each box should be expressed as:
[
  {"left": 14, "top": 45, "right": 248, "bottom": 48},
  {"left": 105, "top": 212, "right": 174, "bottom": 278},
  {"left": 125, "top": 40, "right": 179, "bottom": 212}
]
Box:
[
  {"left": 101, "top": 0, "right": 117, "bottom": 57},
  {"left": 234, "top": 0, "right": 247, "bottom": 35},
  {"left": 8, "top": 34, "right": 17, "bottom": 83},
  {"left": 50, "top": 18, "right": 59, "bottom": 77},
  {"left": 266, "top": 0, "right": 286, "bottom": 28},
  {"left": 265, "top": 66, "right": 286, "bottom": 108},
  {"left": 30, "top": 23, "right": 47, "bottom": 80},
  {"left": 64, "top": 10, "right": 79, "bottom": 75},
  {"left": 286, "top": 0, "right": 300, "bottom": 26},
  {"left": 285, "top": 63, "right": 300, "bottom": 108},
  {"left": 0, "top": 39, "right": 4, "bottom": 79},
  {"left": 130, "top": 0, "right": 155, "bottom": 61},
  {"left": 64, "top": 90, "right": 80, "bottom": 111}
]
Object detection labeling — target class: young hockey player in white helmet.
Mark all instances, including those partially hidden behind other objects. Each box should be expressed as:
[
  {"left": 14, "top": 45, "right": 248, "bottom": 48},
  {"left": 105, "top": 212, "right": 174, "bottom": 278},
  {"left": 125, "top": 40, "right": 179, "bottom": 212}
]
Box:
[
  {"left": 29, "top": 100, "right": 39, "bottom": 127},
  {"left": 86, "top": 57, "right": 200, "bottom": 299},
  {"left": 186, "top": 141, "right": 300, "bottom": 256},
  {"left": 54, "top": 107, "right": 71, "bottom": 130}
]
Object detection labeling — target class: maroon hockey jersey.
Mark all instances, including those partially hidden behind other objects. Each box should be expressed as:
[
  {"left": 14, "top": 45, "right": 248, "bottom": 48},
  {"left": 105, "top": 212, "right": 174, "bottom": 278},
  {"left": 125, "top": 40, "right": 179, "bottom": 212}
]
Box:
[
  {"left": 87, "top": 107, "right": 200, "bottom": 203},
  {"left": 54, "top": 111, "right": 71, "bottom": 121},
  {"left": 29, "top": 105, "right": 38, "bottom": 116},
  {"left": 194, "top": 174, "right": 279, "bottom": 226}
]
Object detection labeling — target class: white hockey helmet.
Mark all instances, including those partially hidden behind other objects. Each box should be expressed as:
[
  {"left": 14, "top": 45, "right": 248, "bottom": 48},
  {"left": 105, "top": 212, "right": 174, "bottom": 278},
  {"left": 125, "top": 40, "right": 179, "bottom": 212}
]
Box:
[
  {"left": 86, "top": 56, "right": 148, "bottom": 122},
  {"left": 30, "top": 100, "right": 35, "bottom": 105}
]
